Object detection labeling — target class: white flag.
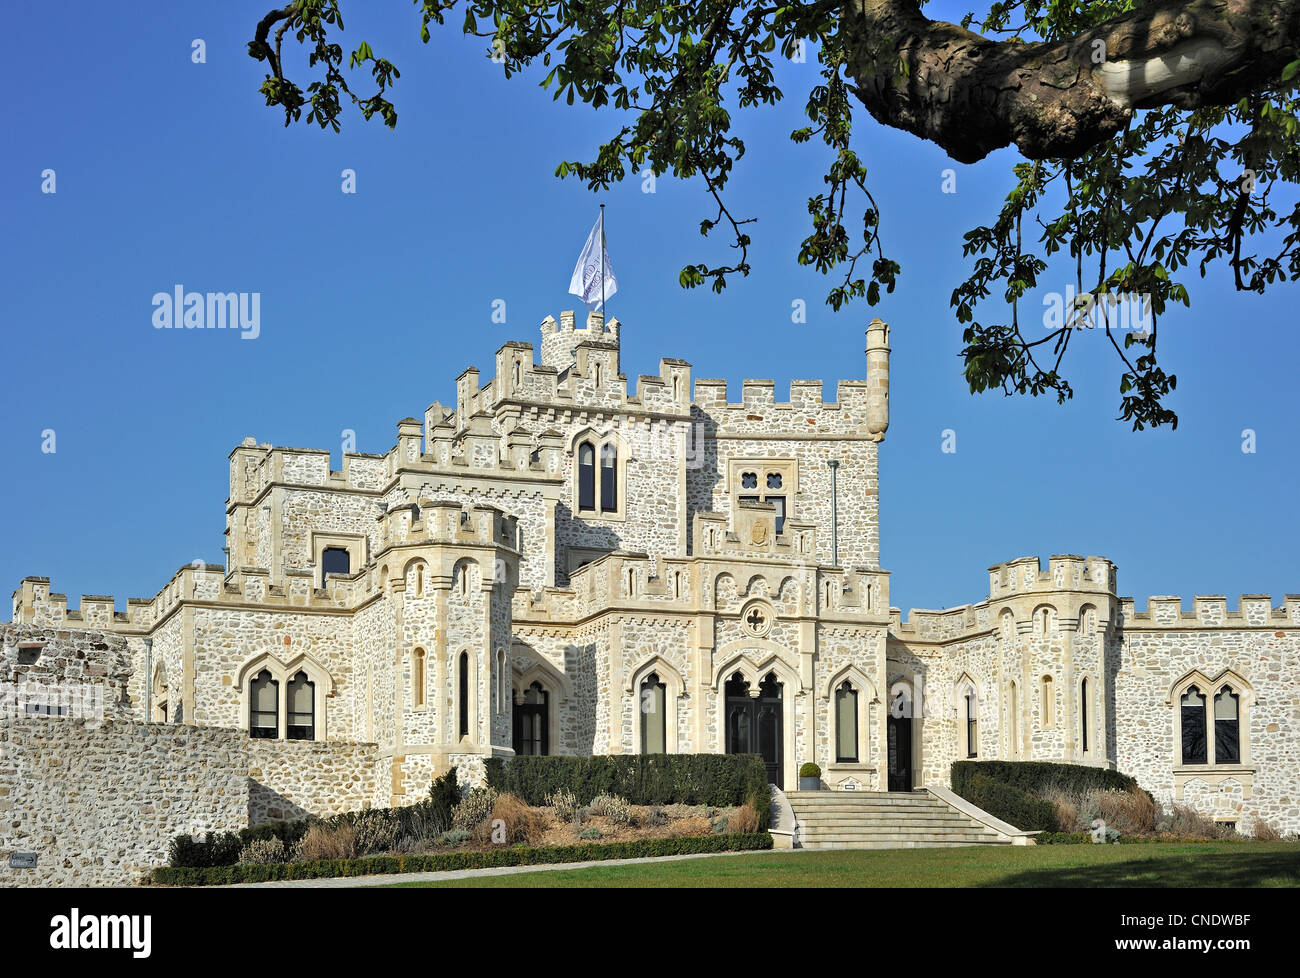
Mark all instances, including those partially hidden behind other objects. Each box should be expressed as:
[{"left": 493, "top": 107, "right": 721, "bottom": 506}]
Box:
[{"left": 568, "top": 211, "right": 618, "bottom": 311}]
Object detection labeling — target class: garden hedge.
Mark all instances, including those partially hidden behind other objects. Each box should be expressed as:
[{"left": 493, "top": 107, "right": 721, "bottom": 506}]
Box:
[
  {"left": 169, "top": 769, "right": 462, "bottom": 868},
  {"left": 150, "top": 832, "right": 773, "bottom": 886},
  {"left": 950, "top": 761, "right": 1154, "bottom": 833},
  {"left": 956, "top": 772, "right": 1060, "bottom": 832},
  {"left": 951, "top": 760, "right": 1146, "bottom": 798},
  {"left": 485, "top": 753, "right": 771, "bottom": 824}
]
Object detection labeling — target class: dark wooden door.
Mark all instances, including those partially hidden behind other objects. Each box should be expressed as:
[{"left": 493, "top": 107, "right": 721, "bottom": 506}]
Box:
[
  {"left": 725, "top": 673, "right": 783, "bottom": 785},
  {"left": 513, "top": 681, "right": 549, "bottom": 755},
  {"left": 887, "top": 713, "right": 913, "bottom": 792}
]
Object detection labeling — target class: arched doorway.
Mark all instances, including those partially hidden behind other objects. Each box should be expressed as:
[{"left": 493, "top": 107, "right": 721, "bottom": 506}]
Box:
[
  {"left": 513, "top": 681, "right": 549, "bottom": 756},
  {"left": 887, "top": 683, "right": 914, "bottom": 792},
  {"left": 724, "top": 672, "right": 783, "bottom": 785}
]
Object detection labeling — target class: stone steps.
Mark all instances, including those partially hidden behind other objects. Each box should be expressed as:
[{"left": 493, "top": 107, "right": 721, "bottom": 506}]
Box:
[{"left": 786, "top": 789, "right": 1017, "bottom": 850}]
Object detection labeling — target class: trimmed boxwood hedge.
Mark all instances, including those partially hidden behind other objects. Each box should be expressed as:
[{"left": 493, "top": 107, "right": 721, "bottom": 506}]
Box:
[
  {"left": 957, "top": 773, "right": 1059, "bottom": 832},
  {"left": 150, "top": 832, "right": 773, "bottom": 886},
  {"left": 485, "top": 753, "right": 771, "bottom": 825},
  {"left": 950, "top": 761, "right": 1154, "bottom": 833},
  {"left": 951, "top": 760, "right": 1146, "bottom": 798}
]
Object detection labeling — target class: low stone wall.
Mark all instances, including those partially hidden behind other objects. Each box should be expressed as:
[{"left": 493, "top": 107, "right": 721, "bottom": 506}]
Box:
[
  {"left": 247, "top": 739, "right": 378, "bottom": 824},
  {"left": 0, "top": 717, "right": 379, "bottom": 887},
  {"left": 0, "top": 718, "right": 248, "bottom": 887}
]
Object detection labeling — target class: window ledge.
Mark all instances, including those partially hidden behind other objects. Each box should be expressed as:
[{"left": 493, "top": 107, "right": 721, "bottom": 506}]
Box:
[
  {"left": 827, "top": 762, "right": 871, "bottom": 772},
  {"left": 1173, "top": 765, "right": 1255, "bottom": 801}
]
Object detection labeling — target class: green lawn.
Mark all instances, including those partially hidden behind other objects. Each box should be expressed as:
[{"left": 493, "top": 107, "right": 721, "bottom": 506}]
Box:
[{"left": 387, "top": 842, "right": 1300, "bottom": 888}]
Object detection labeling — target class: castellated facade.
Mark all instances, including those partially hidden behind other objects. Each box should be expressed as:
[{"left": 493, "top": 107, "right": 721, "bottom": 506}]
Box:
[{"left": 6, "top": 310, "right": 1300, "bottom": 841}]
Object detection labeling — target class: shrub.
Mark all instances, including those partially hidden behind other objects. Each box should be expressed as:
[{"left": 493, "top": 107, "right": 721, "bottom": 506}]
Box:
[
  {"left": 1035, "top": 832, "right": 1090, "bottom": 845},
  {"left": 452, "top": 787, "right": 498, "bottom": 832},
  {"left": 729, "top": 797, "right": 763, "bottom": 834},
  {"left": 712, "top": 814, "right": 730, "bottom": 834},
  {"left": 428, "top": 769, "right": 462, "bottom": 833},
  {"left": 497, "top": 754, "right": 770, "bottom": 826},
  {"left": 579, "top": 827, "right": 602, "bottom": 840},
  {"left": 546, "top": 788, "right": 581, "bottom": 823},
  {"left": 485, "top": 793, "right": 548, "bottom": 846},
  {"left": 238, "top": 838, "right": 287, "bottom": 865},
  {"left": 350, "top": 808, "right": 401, "bottom": 856},
  {"left": 645, "top": 806, "right": 668, "bottom": 828},
  {"left": 952, "top": 760, "right": 1150, "bottom": 801},
  {"left": 1034, "top": 785, "right": 1077, "bottom": 832},
  {"left": 959, "top": 773, "right": 1059, "bottom": 832},
  {"left": 1160, "top": 804, "right": 1235, "bottom": 840},
  {"left": 168, "top": 820, "right": 308, "bottom": 868},
  {"left": 799, "top": 762, "right": 821, "bottom": 778},
  {"left": 589, "top": 794, "right": 632, "bottom": 825},
  {"left": 1091, "top": 787, "right": 1158, "bottom": 836},
  {"left": 440, "top": 829, "right": 471, "bottom": 846},
  {"left": 299, "top": 822, "right": 356, "bottom": 861},
  {"left": 150, "top": 833, "right": 774, "bottom": 886},
  {"left": 1253, "top": 818, "right": 1283, "bottom": 842}
]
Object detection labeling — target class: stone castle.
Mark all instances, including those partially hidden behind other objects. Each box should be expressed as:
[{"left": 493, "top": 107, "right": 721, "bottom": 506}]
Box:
[{"left": 5, "top": 310, "right": 1299, "bottom": 860}]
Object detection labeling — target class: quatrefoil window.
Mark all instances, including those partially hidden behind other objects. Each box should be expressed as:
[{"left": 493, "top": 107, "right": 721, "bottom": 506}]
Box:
[
  {"left": 741, "top": 472, "right": 758, "bottom": 489},
  {"left": 766, "top": 473, "right": 783, "bottom": 489},
  {"left": 740, "top": 600, "right": 774, "bottom": 637}
]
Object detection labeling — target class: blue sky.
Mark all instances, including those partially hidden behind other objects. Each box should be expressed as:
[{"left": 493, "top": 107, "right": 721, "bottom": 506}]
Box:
[{"left": 1, "top": 1, "right": 1296, "bottom": 616}]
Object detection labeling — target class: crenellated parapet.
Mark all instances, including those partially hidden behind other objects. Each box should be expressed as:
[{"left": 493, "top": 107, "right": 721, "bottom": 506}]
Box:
[
  {"left": 376, "top": 500, "right": 520, "bottom": 556},
  {"left": 1121, "top": 594, "right": 1300, "bottom": 628},
  {"left": 690, "top": 377, "right": 876, "bottom": 436},
  {"left": 988, "top": 554, "right": 1117, "bottom": 600},
  {"left": 890, "top": 603, "right": 991, "bottom": 644},
  {"left": 228, "top": 438, "right": 390, "bottom": 505},
  {"left": 513, "top": 543, "right": 888, "bottom": 628}
]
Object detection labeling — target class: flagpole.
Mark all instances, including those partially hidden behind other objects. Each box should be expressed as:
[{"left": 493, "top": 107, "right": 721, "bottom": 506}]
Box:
[{"left": 600, "top": 203, "right": 606, "bottom": 325}]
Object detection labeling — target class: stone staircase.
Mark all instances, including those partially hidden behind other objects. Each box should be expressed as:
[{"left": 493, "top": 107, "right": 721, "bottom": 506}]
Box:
[{"left": 785, "top": 789, "right": 1026, "bottom": 850}]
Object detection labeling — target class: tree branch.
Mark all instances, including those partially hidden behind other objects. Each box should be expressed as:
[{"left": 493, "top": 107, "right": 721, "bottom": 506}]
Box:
[{"left": 841, "top": 0, "right": 1300, "bottom": 162}]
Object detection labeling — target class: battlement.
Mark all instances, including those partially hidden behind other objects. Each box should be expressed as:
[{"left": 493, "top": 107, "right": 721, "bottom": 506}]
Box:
[
  {"left": 988, "top": 554, "right": 1117, "bottom": 599},
  {"left": 376, "top": 501, "right": 521, "bottom": 556},
  {"left": 514, "top": 544, "right": 887, "bottom": 625},
  {"left": 228, "top": 438, "right": 391, "bottom": 505},
  {"left": 1121, "top": 594, "right": 1300, "bottom": 627},
  {"left": 540, "top": 309, "right": 620, "bottom": 371},
  {"left": 890, "top": 603, "right": 988, "bottom": 643}
]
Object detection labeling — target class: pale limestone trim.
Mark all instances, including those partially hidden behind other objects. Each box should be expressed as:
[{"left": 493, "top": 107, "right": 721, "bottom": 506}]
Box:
[
  {"left": 1174, "top": 767, "right": 1255, "bottom": 801},
  {"left": 954, "top": 671, "right": 981, "bottom": 760},
  {"left": 924, "top": 785, "right": 1036, "bottom": 844},
  {"left": 311, "top": 532, "right": 367, "bottom": 588},
  {"left": 1169, "top": 669, "right": 1253, "bottom": 774},
  {"left": 512, "top": 652, "right": 572, "bottom": 754},
  {"left": 567, "top": 426, "right": 628, "bottom": 521},
  {"left": 627, "top": 656, "right": 683, "bottom": 754},
  {"left": 235, "top": 650, "right": 334, "bottom": 741}
]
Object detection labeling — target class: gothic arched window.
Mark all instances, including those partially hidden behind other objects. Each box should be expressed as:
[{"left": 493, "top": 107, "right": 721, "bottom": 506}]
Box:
[
  {"left": 250, "top": 670, "right": 278, "bottom": 739},
  {"left": 577, "top": 442, "right": 596, "bottom": 512},
  {"left": 965, "top": 688, "right": 979, "bottom": 759},
  {"left": 835, "top": 680, "right": 859, "bottom": 763},
  {"left": 1214, "top": 687, "right": 1240, "bottom": 764},
  {"left": 640, "top": 672, "right": 667, "bottom": 754},
  {"left": 1181, "top": 686, "right": 1207, "bottom": 765},
  {"left": 600, "top": 443, "right": 618, "bottom": 512},
  {"left": 287, "top": 671, "right": 315, "bottom": 741},
  {"left": 458, "top": 651, "right": 470, "bottom": 740}
]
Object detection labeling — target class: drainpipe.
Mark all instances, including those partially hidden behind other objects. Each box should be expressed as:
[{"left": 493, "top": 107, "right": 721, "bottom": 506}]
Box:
[
  {"left": 143, "top": 637, "right": 153, "bottom": 722},
  {"left": 828, "top": 460, "right": 839, "bottom": 567}
]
